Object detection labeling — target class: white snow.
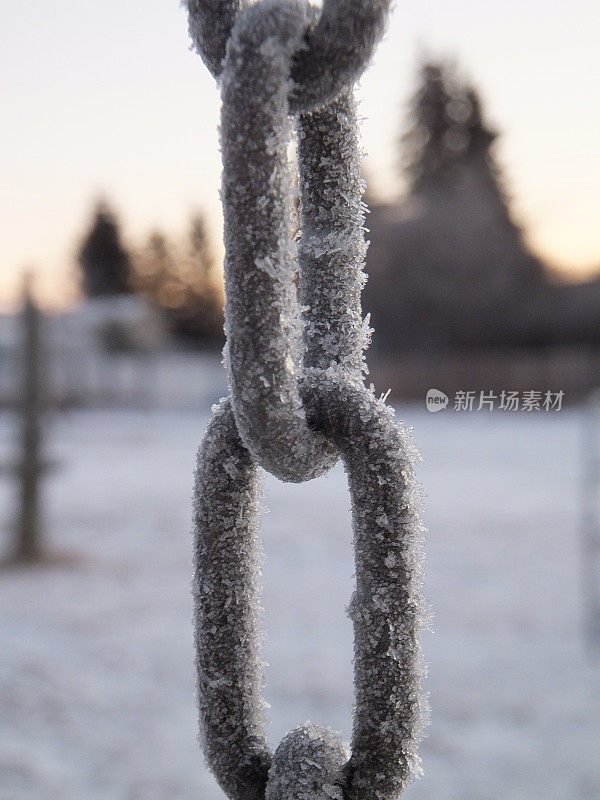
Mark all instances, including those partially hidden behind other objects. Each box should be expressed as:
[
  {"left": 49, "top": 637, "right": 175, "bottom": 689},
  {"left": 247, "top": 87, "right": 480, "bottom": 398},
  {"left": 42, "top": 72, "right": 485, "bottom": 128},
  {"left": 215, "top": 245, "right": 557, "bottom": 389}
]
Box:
[{"left": 0, "top": 387, "right": 599, "bottom": 799}]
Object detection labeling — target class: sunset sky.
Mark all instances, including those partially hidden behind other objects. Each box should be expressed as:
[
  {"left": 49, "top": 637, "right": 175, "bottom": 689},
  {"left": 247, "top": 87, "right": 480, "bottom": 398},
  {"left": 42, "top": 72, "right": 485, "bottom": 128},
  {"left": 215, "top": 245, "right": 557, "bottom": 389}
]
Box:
[{"left": 2, "top": 0, "right": 599, "bottom": 309}]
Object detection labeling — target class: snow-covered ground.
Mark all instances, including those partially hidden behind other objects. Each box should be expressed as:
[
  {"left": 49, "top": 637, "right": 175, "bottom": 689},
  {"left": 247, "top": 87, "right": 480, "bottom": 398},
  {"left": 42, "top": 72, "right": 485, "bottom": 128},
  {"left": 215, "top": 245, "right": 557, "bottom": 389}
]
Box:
[{"left": 1, "top": 394, "right": 599, "bottom": 799}]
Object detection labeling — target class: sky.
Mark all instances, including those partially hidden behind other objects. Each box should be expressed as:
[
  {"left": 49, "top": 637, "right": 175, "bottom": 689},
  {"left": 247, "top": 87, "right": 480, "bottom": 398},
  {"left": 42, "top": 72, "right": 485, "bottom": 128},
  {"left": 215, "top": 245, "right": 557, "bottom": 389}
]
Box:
[{"left": 1, "top": 0, "right": 599, "bottom": 309}]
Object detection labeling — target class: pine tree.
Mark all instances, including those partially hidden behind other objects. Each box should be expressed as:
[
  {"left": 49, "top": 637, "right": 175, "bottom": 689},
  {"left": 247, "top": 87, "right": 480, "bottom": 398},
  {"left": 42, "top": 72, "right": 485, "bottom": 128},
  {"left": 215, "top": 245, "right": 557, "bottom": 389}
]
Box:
[
  {"left": 402, "top": 63, "right": 452, "bottom": 190},
  {"left": 133, "top": 216, "right": 223, "bottom": 345},
  {"left": 363, "top": 58, "right": 549, "bottom": 353},
  {"left": 188, "top": 213, "right": 213, "bottom": 287},
  {"left": 402, "top": 61, "right": 500, "bottom": 198},
  {"left": 78, "top": 202, "right": 133, "bottom": 298},
  {"left": 137, "top": 231, "right": 182, "bottom": 309},
  {"left": 176, "top": 213, "right": 223, "bottom": 343}
]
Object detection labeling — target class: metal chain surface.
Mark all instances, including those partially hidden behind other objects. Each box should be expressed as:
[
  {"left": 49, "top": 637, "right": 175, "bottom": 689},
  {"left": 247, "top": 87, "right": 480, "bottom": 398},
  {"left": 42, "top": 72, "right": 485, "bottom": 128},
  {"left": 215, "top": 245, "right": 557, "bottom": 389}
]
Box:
[
  {"left": 188, "top": 0, "right": 425, "bottom": 797},
  {"left": 187, "top": 0, "right": 390, "bottom": 112}
]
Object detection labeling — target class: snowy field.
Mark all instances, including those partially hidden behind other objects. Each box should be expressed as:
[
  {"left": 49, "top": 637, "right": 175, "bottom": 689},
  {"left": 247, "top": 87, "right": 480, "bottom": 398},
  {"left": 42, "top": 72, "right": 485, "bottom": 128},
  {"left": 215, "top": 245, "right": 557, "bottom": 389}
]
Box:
[{"left": 1, "top": 393, "right": 599, "bottom": 799}]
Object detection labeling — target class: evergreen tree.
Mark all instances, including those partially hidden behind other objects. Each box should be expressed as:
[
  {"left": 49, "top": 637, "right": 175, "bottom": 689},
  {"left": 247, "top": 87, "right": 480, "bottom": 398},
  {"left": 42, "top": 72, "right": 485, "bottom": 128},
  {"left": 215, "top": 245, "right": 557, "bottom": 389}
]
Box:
[
  {"left": 137, "top": 231, "right": 182, "bottom": 309},
  {"left": 402, "top": 61, "right": 500, "bottom": 197},
  {"left": 176, "top": 213, "right": 223, "bottom": 343},
  {"left": 364, "top": 58, "right": 549, "bottom": 353},
  {"left": 133, "top": 215, "right": 223, "bottom": 345},
  {"left": 402, "top": 63, "right": 451, "bottom": 190},
  {"left": 78, "top": 202, "right": 133, "bottom": 298},
  {"left": 188, "top": 213, "right": 213, "bottom": 286}
]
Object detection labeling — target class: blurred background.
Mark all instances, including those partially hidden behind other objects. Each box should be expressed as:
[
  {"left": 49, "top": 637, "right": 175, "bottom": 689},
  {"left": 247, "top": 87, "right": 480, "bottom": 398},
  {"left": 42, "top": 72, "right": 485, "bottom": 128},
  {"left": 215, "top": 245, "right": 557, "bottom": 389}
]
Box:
[{"left": 1, "top": 1, "right": 599, "bottom": 798}]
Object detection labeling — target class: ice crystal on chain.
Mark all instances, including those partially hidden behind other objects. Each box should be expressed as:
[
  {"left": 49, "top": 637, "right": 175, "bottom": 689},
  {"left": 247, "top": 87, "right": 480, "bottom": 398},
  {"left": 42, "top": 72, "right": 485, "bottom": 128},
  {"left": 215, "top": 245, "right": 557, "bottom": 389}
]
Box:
[{"left": 188, "top": 0, "right": 426, "bottom": 797}]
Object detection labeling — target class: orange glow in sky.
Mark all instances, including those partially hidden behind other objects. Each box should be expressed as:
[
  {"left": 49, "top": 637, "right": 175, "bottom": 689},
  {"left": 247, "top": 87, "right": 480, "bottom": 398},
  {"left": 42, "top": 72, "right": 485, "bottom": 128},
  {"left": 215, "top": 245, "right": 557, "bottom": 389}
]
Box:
[{"left": 2, "top": 0, "right": 599, "bottom": 310}]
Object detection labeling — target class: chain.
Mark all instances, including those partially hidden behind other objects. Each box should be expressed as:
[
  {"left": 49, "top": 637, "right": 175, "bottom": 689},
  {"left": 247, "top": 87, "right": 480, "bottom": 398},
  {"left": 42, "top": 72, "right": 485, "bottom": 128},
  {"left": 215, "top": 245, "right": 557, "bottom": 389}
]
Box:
[
  {"left": 189, "top": 1, "right": 425, "bottom": 798},
  {"left": 187, "top": 0, "right": 390, "bottom": 111}
]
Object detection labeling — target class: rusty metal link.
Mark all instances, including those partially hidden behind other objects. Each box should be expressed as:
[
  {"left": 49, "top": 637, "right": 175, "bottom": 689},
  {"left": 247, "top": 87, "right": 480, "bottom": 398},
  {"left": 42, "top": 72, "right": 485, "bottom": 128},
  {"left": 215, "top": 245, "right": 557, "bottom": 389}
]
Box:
[{"left": 190, "top": 0, "right": 425, "bottom": 797}]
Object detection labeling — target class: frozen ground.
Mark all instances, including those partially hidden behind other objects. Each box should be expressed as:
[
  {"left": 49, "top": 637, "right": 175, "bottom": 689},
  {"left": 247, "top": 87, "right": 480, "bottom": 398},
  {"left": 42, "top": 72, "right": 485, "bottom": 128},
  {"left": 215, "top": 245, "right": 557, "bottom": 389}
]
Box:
[{"left": 0, "top": 396, "right": 599, "bottom": 799}]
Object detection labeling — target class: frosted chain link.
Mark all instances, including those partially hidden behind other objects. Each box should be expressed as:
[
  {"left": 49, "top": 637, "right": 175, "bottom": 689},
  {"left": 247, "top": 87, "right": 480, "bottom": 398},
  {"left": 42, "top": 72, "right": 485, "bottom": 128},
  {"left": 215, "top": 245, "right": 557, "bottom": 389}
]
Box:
[
  {"left": 188, "top": 0, "right": 425, "bottom": 798},
  {"left": 187, "top": 0, "right": 390, "bottom": 112}
]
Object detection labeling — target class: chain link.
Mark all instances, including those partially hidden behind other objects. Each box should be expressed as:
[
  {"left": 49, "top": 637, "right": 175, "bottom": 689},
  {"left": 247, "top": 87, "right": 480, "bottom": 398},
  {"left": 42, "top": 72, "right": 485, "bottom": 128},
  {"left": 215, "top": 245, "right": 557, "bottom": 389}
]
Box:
[
  {"left": 189, "top": 0, "right": 425, "bottom": 796},
  {"left": 187, "top": 0, "right": 390, "bottom": 112},
  {"left": 220, "top": 0, "right": 339, "bottom": 481}
]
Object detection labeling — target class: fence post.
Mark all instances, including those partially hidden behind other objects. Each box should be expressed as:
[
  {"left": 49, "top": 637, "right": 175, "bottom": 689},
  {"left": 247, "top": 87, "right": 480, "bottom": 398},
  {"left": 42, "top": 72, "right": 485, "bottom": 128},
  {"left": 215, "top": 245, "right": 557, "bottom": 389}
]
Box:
[
  {"left": 581, "top": 390, "right": 600, "bottom": 657},
  {"left": 13, "top": 273, "right": 45, "bottom": 563}
]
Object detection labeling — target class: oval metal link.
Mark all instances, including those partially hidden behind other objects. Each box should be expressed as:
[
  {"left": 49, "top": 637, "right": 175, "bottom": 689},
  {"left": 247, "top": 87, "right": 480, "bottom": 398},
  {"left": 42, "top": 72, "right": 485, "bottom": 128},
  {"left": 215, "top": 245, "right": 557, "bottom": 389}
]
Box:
[
  {"left": 288, "top": 0, "right": 390, "bottom": 114},
  {"left": 193, "top": 378, "right": 424, "bottom": 800},
  {"left": 189, "top": 1, "right": 424, "bottom": 796},
  {"left": 187, "top": 0, "right": 390, "bottom": 113},
  {"left": 187, "top": 0, "right": 244, "bottom": 77},
  {"left": 193, "top": 398, "right": 271, "bottom": 800},
  {"left": 220, "top": 0, "right": 367, "bottom": 482}
]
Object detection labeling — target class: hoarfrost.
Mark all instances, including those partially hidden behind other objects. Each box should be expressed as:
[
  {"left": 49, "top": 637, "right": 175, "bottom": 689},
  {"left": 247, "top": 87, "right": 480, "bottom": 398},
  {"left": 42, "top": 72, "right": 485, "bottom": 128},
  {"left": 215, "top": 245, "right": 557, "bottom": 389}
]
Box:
[{"left": 190, "top": 0, "right": 425, "bottom": 797}]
